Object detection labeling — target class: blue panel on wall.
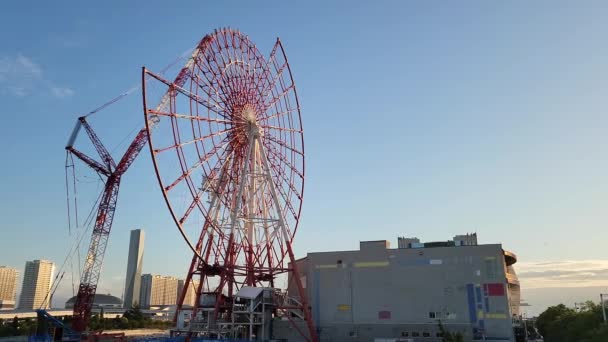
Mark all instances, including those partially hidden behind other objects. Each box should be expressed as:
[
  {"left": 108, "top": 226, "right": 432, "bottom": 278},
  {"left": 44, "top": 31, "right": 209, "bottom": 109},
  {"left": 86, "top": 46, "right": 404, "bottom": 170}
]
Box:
[
  {"left": 475, "top": 286, "right": 482, "bottom": 303},
  {"left": 466, "top": 284, "right": 477, "bottom": 323}
]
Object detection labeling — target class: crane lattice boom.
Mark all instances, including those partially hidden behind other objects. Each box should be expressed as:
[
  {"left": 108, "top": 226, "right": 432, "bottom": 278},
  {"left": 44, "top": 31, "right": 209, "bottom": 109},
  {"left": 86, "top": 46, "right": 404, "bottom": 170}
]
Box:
[{"left": 67, "top": 117, "right": 150, "bottom": 332}]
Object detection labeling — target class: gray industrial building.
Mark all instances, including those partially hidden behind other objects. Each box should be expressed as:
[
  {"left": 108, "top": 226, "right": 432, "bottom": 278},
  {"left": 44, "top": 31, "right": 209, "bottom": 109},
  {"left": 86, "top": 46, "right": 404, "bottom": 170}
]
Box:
[{"left": 282, "top": 234, "right": 520, "bottom": 342}]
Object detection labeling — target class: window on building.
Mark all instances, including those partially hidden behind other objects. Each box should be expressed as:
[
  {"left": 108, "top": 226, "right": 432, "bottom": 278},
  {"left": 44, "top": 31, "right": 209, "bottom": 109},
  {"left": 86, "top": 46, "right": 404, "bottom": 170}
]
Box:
[
  {"left": 423, "top": 332, "right": 430, "bottom": 337},
  {"left": 412, "top": 332, "right": 420, "bottom": 337},
  {"left": 348, "top": 331, "right": 356, "bottom": 337},
  {"left": 485, "top": 258, "right": 497, "bottom": 279},
  {"left": 401, "top": 331, "right": 409, "bottom": 337},
  {"left": 429, "top": 312, "right": 436, "bottom": 318},
  {"left": 437, "top": 332, "right": 444, "bottom": 337}
]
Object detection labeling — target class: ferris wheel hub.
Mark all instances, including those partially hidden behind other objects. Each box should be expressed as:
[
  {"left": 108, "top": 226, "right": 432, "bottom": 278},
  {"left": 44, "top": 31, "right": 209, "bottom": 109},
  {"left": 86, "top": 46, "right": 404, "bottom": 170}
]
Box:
[
  {"left": 241, "top": 104, "right": 257, "bottom": 124},
  {"left": 232, "top": 104, "right": 262, "bottom": 145}
]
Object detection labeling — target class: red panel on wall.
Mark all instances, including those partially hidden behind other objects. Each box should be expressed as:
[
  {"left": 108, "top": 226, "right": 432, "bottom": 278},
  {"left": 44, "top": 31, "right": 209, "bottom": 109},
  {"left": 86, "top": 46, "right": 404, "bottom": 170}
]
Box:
[
  {"left": 486, "top": 283, "right": 505, "bottom": 296},
  {"left": 378, "top": 310, "right": 391, "bottom": 319}
]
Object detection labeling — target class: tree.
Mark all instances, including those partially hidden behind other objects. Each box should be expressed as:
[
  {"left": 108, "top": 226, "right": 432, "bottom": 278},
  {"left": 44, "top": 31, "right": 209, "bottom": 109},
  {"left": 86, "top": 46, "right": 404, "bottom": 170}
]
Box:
[
  {"left": 438, "top": 321, "right": 464, "bottom": 342},
  {"left": 536, "top": 304, "right": 574, "bottom": 340},
  {"left": 582, "top": 325, "right": 608, "bottom": 342},
  {"left": 536, "top": 301, "right": 607, "bottom": 342},
  {"left": 0, "top": 318, "right": 18, "bottom": 337},
  {"left": 123, "top": 304, "right": 144, "bottom": 322}
]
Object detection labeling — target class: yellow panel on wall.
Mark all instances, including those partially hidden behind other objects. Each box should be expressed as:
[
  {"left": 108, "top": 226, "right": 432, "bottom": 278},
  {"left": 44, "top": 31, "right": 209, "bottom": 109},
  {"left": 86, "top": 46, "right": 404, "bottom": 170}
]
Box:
[{"left": 353, "top": 261, "right": 389, "bottom": 268}]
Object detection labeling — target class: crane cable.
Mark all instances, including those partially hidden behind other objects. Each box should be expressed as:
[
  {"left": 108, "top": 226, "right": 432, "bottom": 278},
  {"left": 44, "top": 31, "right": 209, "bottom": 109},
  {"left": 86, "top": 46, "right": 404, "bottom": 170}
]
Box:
[
  {"left": 40, "top": 151, "right": 103, "bottom": 308},
  {"left": 42, "top": 191, "right": 99, "bottom": 309},
  {"left": 64, "top": 151, "right": 76, "bottom": 297},
  {"left": 83, "top": 47, "right": 193, "bottom": 119}
]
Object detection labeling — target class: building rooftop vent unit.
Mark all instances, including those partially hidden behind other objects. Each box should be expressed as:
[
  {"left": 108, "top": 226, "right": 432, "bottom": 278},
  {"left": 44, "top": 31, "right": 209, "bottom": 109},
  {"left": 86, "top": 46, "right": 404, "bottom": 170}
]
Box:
[
  {"left": 360, "top": 240, "right": 390, "bottom": 251},
  {"left": 424, "top": 241, "right": 456, "bottom": 248},
  {"left": 453, "top": 233, "right": 478, "bottom": 246},
  {"left": 397, "top": 237, "right": 421, "bottom": 249}
]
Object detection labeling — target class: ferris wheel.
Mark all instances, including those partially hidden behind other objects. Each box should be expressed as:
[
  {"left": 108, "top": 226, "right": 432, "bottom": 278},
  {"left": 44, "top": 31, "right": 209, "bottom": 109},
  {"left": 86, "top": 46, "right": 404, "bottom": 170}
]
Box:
[{"left": 143, "top": 28, "right": 315, "bottom": 340}]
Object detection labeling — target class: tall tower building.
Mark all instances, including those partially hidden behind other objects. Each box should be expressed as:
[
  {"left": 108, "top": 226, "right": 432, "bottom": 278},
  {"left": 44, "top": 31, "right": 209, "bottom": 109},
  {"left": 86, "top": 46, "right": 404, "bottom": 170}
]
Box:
[
  {"left": 139, "top": 274, "right": 178, "bottom": 308},
  {"left": 123, "top": 229, "right": 145, "bottom": 308},
  {"left": 0, "top": 266, "right": 18, "bottom": 310},
  {"left": 18, "top": 260, "right": 55, "bottom": 310}
]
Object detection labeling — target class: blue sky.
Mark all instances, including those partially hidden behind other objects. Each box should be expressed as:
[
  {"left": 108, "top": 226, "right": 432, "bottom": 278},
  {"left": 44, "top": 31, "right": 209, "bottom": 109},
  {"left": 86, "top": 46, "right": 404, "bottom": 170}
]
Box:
[{"left": 0, "top": 1, "right": 607, "bottom": 313}]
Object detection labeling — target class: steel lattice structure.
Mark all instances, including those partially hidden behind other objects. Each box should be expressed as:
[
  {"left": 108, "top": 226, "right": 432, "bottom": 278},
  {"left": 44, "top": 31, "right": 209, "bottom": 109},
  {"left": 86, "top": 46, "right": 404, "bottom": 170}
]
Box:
[
  {"left": 143, "top": 28, "right": 316, "bottom": 341},
  {"left": 66, "top": 114, "right": 157, "bottom": 332}
]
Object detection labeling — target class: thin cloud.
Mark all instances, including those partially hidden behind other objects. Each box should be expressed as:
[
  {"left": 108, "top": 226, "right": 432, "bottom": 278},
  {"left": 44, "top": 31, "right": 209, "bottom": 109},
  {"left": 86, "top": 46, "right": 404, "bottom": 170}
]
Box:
[
  {"left": 15, "top": 54, "right": 42, "bottom": 77},
  {"left": 0, "top": 53, "right": 74, "bottom": 98},
  {"left": 8, "top": 86, "right": 27, "bottom": 97},
  {"left": 50, "top": 35, "right": 87, "bottom": 48},
  {"left": 517, "top": 259, "right": 608, "bottom": 289},
  {"left": 51, "top": 86, "right": 75, "bottom": 98}
]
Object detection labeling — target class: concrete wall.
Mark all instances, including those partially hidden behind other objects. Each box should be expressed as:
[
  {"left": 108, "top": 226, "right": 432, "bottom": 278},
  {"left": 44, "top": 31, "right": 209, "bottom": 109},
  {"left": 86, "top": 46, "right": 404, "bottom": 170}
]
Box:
[{"left": 287, "top": 244, "right": 515, "bottom": 342}]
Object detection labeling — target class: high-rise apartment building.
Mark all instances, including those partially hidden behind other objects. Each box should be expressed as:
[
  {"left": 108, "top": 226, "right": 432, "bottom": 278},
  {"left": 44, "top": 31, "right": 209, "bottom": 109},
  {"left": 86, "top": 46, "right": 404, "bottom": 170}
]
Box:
[
  {"left": 139, "top": 274, "right": 179, "bottom": 308},
  {"left": 18, "top": 260, "right": 55, "bottom": 310},
  {"left": 123, "top": 229, "right": 145, "bottom": 308},
  {"left": 0, "top": 266, "right": 18, "bottom": 310},
  {"left": 177, "top": 279, "right": 200, "bottom": 307}
]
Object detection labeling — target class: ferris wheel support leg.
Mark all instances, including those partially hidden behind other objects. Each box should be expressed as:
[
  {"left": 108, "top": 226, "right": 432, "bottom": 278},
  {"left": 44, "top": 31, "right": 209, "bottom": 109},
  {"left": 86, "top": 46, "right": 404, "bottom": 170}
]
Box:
[
  {"left": 246, "top": 144, "right": 257, "bottom": 286},
  {"left": 179, "top": 153, "right": 231, "bottom": 328},
  {"left": 258, "top": 137, "right": 318, "bottom": 342},
  {"left": 212, "top": 132, "right": 255, "bottom": 321},
  {"left": 227, "top": 130, "right": 255, "bottom": 246},
  {"left": 175, "top": 222, "right": 212, "bottom": 325},
  {"left": 188, "top": 234, "right": 214, "bottom": 332},
  {"left": 262, "top": 198, "right": 275, "bottom": 287},
  {"left": 175, "top": 222, "right": 212, "bottom": 323}
]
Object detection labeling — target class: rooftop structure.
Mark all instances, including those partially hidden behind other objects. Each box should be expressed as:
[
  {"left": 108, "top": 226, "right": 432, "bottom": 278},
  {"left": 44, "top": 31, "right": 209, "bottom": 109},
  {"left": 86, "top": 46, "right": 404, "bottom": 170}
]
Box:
[{"left": 397, "top": 232, "right": 479, "bottom": 249}]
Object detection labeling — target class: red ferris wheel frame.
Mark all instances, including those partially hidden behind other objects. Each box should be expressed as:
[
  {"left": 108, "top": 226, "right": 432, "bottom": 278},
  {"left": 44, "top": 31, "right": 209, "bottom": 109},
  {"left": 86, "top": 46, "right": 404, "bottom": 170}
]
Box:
[{"left": 142, "top": 28, "right": 316, "bottom": 341}]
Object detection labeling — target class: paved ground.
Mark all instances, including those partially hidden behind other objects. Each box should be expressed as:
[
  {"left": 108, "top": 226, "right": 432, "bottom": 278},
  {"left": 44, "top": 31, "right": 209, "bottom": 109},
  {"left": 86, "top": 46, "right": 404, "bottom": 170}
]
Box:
[{"left": 102, "top": 328, "right": 169, "bottom": 337}]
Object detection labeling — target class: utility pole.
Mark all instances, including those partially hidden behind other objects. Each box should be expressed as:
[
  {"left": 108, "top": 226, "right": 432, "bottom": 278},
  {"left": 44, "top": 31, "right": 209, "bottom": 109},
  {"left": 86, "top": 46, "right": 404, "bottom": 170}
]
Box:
[{"left": 600, "top": 294, "right": 607, "bottom": 324}]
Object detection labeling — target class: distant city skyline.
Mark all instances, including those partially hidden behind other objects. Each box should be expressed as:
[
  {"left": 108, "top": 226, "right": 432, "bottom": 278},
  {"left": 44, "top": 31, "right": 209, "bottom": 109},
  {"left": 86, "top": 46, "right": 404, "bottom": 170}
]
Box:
[
  {"left": 3, "top": 247, "right": 607, "bottom": 316},
  {"left": 0, "top": 1, "right": 607, "bottom": 316}
]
